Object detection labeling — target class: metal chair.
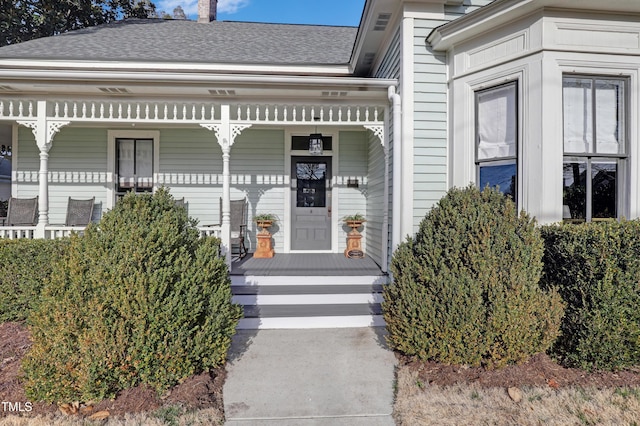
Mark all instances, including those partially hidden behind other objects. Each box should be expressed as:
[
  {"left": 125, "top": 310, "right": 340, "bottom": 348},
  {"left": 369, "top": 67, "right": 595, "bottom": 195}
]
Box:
[
  {"left": 65, "top": 197, "right": 95, "bottom": 226},
  {"left": 220, "top": 197, "right": 247, "bottom": 258},
  {"left": 2, "top": 196, "right": 38, "bottom": 226}
]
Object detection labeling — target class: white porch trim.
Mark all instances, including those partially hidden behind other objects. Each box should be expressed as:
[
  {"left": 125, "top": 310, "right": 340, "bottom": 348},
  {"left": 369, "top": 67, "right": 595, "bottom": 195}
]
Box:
[{"left": 3, "top": 97, "right": 393, "bottom": 266}]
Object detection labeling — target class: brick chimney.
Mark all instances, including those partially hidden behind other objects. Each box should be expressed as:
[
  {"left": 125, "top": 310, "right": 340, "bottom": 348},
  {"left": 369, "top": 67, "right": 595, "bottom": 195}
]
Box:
[{"left": 198, "top": 0, "right": 217, "bottom": 23}]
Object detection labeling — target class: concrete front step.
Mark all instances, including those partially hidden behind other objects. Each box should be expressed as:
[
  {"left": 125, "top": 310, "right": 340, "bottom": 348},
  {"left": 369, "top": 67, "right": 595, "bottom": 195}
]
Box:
[{"left": 231, "top": 275, "right": 388, "bottom": 329}]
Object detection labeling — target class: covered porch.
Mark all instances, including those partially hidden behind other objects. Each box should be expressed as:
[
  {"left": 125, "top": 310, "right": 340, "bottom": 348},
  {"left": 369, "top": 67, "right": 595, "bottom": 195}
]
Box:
[{"left": 0, "top": 96, "right": 392, "bottom": 271}]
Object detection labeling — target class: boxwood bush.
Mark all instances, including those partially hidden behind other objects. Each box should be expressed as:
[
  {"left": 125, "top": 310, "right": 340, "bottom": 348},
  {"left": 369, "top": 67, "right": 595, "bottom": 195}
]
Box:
[
  {"left": 541, "top": 220, "right": 640, "bottom": 371},
  {"left": 0, "top": 238, "right": 69, "bottom": 322},
  {"left": 383, "top": 186, "right": 564, "bottom": 368},
  {"left": 23, "top": 189, "right": 243, "bottom": 403}
]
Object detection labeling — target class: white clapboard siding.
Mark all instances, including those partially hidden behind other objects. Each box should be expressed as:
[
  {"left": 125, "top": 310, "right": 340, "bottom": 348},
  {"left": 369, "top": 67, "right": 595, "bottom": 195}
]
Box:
[
  {"left": 159, "top": 127, "right": 223, "bottom": 226},
  {"left": 231, "top": 129, "right": 285, "bottom": 253},
  {"left": 366, "top": 132, "right": 386, "bottom": 266},
  {"left": 337, "top": 131, "right": 368, "bottom": 254}
]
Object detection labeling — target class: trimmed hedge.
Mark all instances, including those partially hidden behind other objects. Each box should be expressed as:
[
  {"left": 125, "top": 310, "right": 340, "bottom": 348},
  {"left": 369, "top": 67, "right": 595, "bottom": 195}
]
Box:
[
  {"left": 383, "top": 186, "right": 564, "bottom": 368},
  {"left": 23, "top": 189, "right": 243, "bottom": 403},
  {"left": 541, "top": 220, "right": 640, "bottom": 371},
  {"left": 0, "top": 238, "right": 69, "bottom": 322}
]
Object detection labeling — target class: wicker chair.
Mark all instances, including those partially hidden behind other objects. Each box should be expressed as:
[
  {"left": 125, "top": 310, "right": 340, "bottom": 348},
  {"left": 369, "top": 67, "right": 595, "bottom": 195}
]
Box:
[
  {"left": 220, "top": 197, "right": 247, "bottom": 258},
  {"left": 65, "top": 197, "right": 95, "bottom": 226},
  {"left": 2, "top": 197, "right": 38, "bottom": 226}
]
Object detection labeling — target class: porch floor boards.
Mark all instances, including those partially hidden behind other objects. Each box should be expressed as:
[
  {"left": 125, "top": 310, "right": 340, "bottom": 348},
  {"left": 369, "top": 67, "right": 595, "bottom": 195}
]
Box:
[{"left": 230, "top": 253, "right": 384, "bottom": 276}]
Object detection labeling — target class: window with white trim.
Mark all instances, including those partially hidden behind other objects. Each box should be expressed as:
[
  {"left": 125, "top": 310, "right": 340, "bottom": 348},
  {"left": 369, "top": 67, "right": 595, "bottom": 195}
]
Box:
[
  {"left": 116, "top": 138, "right": 154, "bottom": 195},
  {"left": 475, "top": 81, "right": 518, "bottom": 201},
  {"left": 562, "top": 76, "right": 627, "bottom": 222}
]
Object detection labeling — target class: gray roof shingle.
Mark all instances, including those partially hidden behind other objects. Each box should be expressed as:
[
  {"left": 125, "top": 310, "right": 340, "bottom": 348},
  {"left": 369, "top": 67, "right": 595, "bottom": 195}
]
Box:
[{"left": 0, "top": 19, "right": 357, "bottom": 65}]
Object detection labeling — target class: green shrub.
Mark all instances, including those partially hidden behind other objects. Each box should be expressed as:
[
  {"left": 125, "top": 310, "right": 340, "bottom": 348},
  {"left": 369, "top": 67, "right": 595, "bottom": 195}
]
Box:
[
  {"left": 383, "top": 186, "right": 564, "bottom": 368},
  {"left": 0, "top": 238, "right": 69, "bottom": 322},
  {"left": 22, "top": 189, "right": 243, "bottom": 403},
  {"left": 541, "top": 220, "right": 640, "bottom": 371}
]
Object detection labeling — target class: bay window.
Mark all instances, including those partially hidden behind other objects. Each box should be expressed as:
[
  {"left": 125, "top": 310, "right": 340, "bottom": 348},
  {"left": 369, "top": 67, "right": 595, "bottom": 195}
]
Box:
[
  {"left": 562, "top": 76, "right": 627, "bottom": 221},
  {"left": 475, "top": 81, "right": 518, "bottom": 202}
]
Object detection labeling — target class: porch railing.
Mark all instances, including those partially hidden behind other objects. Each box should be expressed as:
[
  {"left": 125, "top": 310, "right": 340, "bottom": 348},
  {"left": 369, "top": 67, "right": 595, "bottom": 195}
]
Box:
[
  {"left": 0, "top": 99, "right": 385, "bottom": 126},
  {"left": 0, "top": 227, "right": 37, "bottom": 239},
  {"left": 0, "top": 225, "right": 222, "bottom": 240}
]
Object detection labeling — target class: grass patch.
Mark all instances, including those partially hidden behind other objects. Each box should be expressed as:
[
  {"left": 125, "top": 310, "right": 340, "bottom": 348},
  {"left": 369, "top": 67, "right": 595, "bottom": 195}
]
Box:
[
  {"left": 0, "top": 407, "right": 224, "bottom": 425},
  {"left": 394, "top": 365, "right": 640, "bottom": 426}
]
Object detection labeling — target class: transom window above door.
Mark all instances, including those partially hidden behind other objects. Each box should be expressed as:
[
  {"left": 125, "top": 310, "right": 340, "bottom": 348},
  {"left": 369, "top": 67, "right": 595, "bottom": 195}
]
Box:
[
  {"left": 562, "top": 76, "right": 627, "bottom": 222},
  {"left": 116, "top": 138, "right": 154, "bottom": 194}
]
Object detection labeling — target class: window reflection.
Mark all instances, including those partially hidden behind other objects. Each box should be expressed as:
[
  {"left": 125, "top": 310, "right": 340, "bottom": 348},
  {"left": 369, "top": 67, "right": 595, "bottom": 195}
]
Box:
[
  {"left": 296, "top": 162, "right": 326, "bottom": 207},
  {"left": 479, "top": 162, "right": 516, "bottom": 201}
]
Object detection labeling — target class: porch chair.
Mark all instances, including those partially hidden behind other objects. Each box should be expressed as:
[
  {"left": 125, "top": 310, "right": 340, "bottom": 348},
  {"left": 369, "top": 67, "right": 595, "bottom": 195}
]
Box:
[
  {"left": 2, "top": 197, "right": 38, "bottom": 226},
  {"left": 65, "top": 197, "right": 95, "bottom": 226},
  {"left": 174, "top": 197, "right": 187, "bottom": 213},
  {"left": 220, "top": 197, "right": 247, "bottom": 258}
]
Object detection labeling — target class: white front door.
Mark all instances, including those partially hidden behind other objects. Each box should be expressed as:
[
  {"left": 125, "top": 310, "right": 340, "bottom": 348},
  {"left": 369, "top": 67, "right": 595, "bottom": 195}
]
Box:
[{"left": 291, "top": 156, "right": 332, "bottom": 250}]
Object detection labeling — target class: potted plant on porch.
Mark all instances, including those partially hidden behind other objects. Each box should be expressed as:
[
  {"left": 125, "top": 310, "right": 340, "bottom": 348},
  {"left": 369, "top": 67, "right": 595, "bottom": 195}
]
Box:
[
  {"left": 253, "top": 213, "right": 278, "bottom": 258},
  {"left": 343, "top": 213, "right": 366, "bottom": 258}
]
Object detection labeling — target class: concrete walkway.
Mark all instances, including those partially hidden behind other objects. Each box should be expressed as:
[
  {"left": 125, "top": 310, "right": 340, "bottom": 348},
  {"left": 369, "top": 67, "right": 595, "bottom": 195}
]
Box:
[{"left": 223, "top": 327, "right": 397, "bottom": 425}]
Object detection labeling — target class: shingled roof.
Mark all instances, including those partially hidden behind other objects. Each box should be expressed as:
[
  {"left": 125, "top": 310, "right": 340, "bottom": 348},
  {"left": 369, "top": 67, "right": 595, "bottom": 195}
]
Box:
[{"left": 0, "top": 19, "right": 357, "bottom": 65}]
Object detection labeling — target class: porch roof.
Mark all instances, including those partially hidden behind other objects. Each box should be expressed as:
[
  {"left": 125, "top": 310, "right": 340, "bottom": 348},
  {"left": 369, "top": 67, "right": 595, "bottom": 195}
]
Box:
[{"left": 0, "top": 19, "right": 357, "bottom": 66}]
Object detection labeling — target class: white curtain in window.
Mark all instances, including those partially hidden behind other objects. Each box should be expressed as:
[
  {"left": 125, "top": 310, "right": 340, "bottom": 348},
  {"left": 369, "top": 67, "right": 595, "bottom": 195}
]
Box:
[
  {"left": 563, "top": 78, "right": 593, "bottom": 153},
  {"left": 136, "top": 140, "right": 153, "bottom": 187},
  {"left": 118, "top": 139, "right": 135, "bottom": 188},
  {"left": 477, "top": 84, "right": 516, "bottom": 160},
  {"left": 595, "top": 80, "right": 623, "bottom": 154}
]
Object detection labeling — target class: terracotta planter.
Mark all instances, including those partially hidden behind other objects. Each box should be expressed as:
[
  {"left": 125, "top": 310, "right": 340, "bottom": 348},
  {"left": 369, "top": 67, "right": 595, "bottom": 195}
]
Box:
[
  {"left": 254, "top": 219, "right": 275, "bottom": 258},
  {"left": 345, "top": 220, "right": 365, "bottom": 234},
  {"left": 344, "top": 220, "right": 365, "bottom": 258},
  {"left": 256, "top": 219, "right": 273, "bottom": 235}
]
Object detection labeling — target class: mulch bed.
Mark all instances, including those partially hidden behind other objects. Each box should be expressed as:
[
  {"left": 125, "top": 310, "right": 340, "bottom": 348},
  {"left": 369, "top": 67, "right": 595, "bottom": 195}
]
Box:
[
  {"left": 0, "top": 321, "right": 225, "bottom": 419},
  {"left": 402, "top": 353, "right": 640, "bottom": 390}
]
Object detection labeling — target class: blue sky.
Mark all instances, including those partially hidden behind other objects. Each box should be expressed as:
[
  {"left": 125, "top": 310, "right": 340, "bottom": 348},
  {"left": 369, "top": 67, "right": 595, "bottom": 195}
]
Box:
[{"left": 155, "top": 0, "right": 366, "bottom": 27}]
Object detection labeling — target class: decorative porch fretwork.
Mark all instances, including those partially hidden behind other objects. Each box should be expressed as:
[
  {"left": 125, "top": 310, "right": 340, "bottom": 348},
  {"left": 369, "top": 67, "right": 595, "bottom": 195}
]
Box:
[
  {"left": 2, "top": 99, "right": 385, "bottom": 127},
  {"left": 364, "top": 125, "right": 385, "bottom": 149}
]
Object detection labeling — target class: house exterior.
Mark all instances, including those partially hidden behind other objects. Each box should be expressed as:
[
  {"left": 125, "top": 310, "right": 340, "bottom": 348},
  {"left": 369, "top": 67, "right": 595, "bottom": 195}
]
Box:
[{"left": 0, "top": 0, "right": 638, "bottom": 326}]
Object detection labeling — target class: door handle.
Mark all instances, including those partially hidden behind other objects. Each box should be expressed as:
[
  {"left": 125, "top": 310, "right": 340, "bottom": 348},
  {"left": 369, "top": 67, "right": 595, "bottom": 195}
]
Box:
[{"left": 328, "top": 207, "right": 332, "bottom": 217}]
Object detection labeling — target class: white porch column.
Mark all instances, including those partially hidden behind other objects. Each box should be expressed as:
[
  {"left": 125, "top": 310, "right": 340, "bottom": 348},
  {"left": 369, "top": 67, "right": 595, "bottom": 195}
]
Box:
[
  {"left": 201, "top": 106, "right": 250, "bottom": 267},
  {"left": 17, "top": 101, "right": 69, "bottom": 238},
  {"left": 388, "top": 86, "right": 402, "bottom": 253}
]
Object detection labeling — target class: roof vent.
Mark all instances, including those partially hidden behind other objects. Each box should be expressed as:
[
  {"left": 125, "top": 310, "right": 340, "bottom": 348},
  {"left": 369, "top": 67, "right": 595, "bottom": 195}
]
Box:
[
  {"left": 99, "top": 87, "right": 130, "bottom": 94},
  {"left": 0, "top": 85, "right": 17, "bottom": 92},
  {"left": 373, "top": 13, "right": 391, "bottom": 31},
  {"left": 209, "top": 89, "right": 236, "bottom": 96},
  {"left": 322, "top": 91, "right": 348, "bottom": 97}
]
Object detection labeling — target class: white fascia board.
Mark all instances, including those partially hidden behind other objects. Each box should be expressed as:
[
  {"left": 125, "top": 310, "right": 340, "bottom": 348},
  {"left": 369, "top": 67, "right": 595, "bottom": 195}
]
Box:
[
  {"left": 0, "top": 59, "right": 353, "bottom": 77},
  {"left": 350, "top": 0, "right": 403, "bottom": 74},
  {"left": 404, "top": 1, "right": 446, "bottom": 19},
  {"left": 428, "top": 0, "right": 640, "bottom": 51},
  {"left": 0, "top": 65, "right": 396, "bottom": 90},
  {"left": 428, "top": 0, "right": 526, "bottom": 51}
]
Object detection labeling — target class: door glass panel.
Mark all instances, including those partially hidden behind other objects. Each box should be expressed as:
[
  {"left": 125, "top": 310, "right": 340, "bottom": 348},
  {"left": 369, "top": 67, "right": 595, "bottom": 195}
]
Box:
[
  {"left": 563, "top": 161, "right": 587, "bottom": 221},
  {"left": 136, "top": 139, "right": 153, "bottom": 190},
  {"left": 296, "top": 162, "right": 327, "bottom": 207},
  {"left": 117, "top": 139, "right": 135, "bottom": 190},
  {"left": 592, "top": 161, "right": 617, "bottom": 219}
]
